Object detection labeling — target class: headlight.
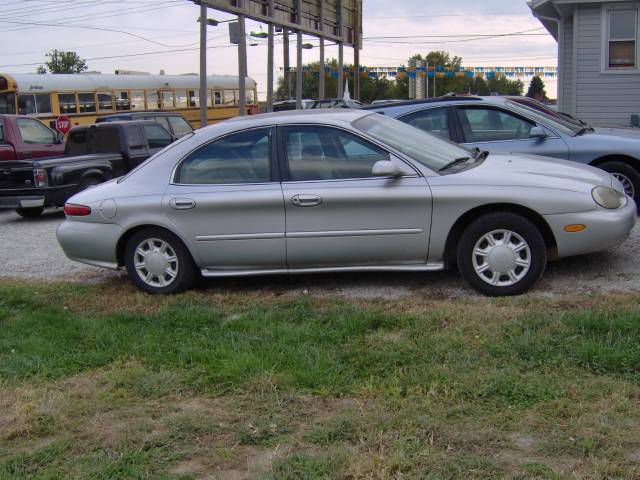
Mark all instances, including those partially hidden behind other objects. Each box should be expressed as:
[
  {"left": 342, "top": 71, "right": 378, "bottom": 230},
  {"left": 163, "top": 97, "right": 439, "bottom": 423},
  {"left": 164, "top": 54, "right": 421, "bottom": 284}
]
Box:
[{"left": 592, "top": 186, "right": 627, "bottom": 209}]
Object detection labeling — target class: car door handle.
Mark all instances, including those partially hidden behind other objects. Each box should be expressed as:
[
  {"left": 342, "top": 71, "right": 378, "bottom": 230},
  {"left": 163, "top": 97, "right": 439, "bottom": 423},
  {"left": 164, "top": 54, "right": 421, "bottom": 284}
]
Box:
[
  {"left": 291, "top": 194, "right": 323, "bottom": 207},
  {"left": 169, "top": 198, "right": 196, "bottom": 210}
]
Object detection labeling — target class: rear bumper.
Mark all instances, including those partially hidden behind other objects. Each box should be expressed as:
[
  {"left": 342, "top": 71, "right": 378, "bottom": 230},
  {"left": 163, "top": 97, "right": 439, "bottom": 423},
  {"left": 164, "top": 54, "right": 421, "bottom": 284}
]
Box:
[
  {"left": 56, "top": 219, "right": 123, "bottom": 269},
  {"left": 544, "top": 198, "right": 637, "bottom": 258},
  {"left": 0, "top": 185, "right": 77, "bottom": 209}
]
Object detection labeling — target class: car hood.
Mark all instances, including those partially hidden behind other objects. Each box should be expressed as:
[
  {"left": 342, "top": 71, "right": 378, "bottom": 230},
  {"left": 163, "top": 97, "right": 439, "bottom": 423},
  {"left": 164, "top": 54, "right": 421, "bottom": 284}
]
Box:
[
  {"left": 592, "top": 126, "right": 640, "bottom": 138},
  {"left": 443, "top": 152, "right": 615, "bottom": 193}
]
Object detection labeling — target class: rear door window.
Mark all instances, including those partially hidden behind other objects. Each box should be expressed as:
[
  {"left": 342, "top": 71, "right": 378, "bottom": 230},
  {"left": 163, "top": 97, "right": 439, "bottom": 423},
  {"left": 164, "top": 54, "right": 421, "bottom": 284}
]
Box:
[
  {"left": 65, "top": 129, "right": 88, "bottom": 155},
  {"left": 456, "top": 107, "right": 534, "bottom": 142},
  {"left": 143, "top": 124, "right": 173, "bottom": 149},
  {"left": 88, "top": 127, "right": 121, "bottom": 153},
  {"left": 400, "top": 107, "right": 451, "bottom": 140}
]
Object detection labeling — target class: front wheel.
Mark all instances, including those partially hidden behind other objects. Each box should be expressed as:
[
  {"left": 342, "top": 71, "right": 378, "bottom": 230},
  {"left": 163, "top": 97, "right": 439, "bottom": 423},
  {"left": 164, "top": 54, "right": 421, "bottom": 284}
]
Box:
[
  {"left": 15, "top": 207, "right": 43, "bottom": 218},
  {"left": 598, "top": 161, "right": 640, "bottom": 205},
  {"left": 124, "top": 228, "right": 197, "bottom": 294},
  {"left": 457, "top": 212, "right": 547, "bottom": 296}
]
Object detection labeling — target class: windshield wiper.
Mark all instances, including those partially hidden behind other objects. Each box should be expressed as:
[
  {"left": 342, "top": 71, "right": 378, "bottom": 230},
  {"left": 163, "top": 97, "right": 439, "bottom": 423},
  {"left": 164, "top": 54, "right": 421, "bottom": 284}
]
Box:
[{"left": 439, "top": 156, "right": 473, "bottom": 172}]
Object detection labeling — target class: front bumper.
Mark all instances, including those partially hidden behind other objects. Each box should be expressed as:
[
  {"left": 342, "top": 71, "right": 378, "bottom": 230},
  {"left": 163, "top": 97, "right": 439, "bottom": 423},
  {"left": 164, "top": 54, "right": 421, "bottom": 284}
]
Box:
[
  {"left": 56, "top": 219, "right": 123, "bottom": 269},
  {"left": 544, "top": 198, "right": 637, "bottom": 258}
]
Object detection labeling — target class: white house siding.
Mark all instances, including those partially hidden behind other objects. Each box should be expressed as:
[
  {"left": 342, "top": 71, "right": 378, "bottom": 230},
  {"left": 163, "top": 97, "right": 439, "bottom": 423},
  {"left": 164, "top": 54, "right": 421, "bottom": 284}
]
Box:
[
  {"left": 561, "top": 16, "right": 575, "bottom": 115},
  {"left": 574, "top": 4, "right": 640, "bottom": 125}
]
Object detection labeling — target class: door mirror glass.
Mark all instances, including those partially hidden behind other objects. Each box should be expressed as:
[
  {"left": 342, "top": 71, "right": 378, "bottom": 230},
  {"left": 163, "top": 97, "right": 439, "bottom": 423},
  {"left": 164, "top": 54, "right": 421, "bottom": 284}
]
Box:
[
  {"left": 529, "top": 126, "right": 548, "bottom": 140},
  {"left": 372, "top": 160, "right": 402, "bottom": 177}
]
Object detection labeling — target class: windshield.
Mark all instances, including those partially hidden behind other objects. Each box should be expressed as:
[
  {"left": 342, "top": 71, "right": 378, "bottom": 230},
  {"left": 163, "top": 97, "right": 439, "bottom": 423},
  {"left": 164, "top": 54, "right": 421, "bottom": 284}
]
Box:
[
  {"left": 0, "top": 93, "right": 16, "bottom": 114},
  {"left": 504, "top": 100, "right": 583, "bottom": 136},
  {"left": 353, "top": 113, "right": 473, "bottom": 172}
]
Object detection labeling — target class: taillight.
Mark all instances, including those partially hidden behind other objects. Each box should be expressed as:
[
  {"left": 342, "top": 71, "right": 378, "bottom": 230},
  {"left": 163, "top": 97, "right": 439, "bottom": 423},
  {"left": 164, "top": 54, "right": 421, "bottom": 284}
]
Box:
[
  {"left": 64, "top": 203, "right": 91, "bottom": 216},
  {"left": 33, "top": 168, "right": 48, "bottom": 188}
]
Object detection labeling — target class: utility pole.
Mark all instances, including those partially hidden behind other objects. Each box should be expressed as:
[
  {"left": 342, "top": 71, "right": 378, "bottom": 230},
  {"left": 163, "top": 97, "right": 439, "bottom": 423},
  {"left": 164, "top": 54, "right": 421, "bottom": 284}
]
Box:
[
  {"left": 353, "top": 2, "right": 360, "bottom": 101},
  {"left": 337, "top": 0, "right": 343, "bottom": 99},
  {"left": 267, "top": 0, "right": 275, "bottom": 112},
  {"left": 198, "top": 2, "right": 207, "bottom": 127},
  {"left": 318, "top": 0, "right": 325, "bottom": 100},
  {"left": 295, "top": 0, "right": 303, "bottom": 110},
  {"left": 283, "top": 30, "right": 291, "bottom": 100},
  {"left": 426, "top": 62, "right": 429, "bottom": 98},
  {"left": 237, "top": 0, "right": 247, "bottom": 116}
]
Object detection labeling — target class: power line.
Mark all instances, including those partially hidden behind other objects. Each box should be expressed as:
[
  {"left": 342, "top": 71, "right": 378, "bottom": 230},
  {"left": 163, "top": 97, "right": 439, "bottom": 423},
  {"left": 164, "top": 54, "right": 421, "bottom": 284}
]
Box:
[{"left": 368, "top": 12, "right": 531, "bottom": 20}]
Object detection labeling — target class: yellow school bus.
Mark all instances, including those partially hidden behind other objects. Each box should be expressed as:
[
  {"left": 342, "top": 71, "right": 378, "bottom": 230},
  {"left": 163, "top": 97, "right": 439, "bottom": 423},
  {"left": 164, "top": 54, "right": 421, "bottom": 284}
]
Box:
[{"left": 0, "top": 72, "right": 258, "bottom": 130}]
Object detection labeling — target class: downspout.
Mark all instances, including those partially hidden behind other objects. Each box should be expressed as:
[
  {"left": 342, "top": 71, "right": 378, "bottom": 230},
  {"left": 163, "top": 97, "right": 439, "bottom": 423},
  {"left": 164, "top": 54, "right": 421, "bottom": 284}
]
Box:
[{"left": 533, "top": 12, "right": 563, "bottom": 111}]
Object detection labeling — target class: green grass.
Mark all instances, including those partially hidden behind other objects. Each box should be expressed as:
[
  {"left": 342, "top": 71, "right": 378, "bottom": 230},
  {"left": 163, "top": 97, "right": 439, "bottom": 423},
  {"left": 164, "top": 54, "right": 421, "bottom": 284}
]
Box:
[{"left": 1, "top": 281, "right": 640, "bottom": 478}]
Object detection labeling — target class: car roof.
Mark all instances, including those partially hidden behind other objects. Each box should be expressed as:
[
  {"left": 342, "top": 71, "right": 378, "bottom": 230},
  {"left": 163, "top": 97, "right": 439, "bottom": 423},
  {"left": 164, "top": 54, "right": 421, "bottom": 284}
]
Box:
[
  {"left": 223, "top": 108, "right": 371, "bottom": 128},
  {"left": 362, "top": 96, "right": 483, "bottom": 111},
  {"left": 98, "top": 112, "right": 185, "bottom": 120}
]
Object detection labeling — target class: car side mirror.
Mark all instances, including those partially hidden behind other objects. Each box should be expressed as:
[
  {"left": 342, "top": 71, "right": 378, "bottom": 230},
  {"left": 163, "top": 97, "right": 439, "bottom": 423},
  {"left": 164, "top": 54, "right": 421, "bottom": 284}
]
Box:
[
  {"left": 530, "top": 126, "right": 548, "bottom": 140},
  {"left": 56, "top": 132, "right": 64, "bottom": 144},
  {"left": 372, "top": 160, "right": 402, "bottom": 178}
]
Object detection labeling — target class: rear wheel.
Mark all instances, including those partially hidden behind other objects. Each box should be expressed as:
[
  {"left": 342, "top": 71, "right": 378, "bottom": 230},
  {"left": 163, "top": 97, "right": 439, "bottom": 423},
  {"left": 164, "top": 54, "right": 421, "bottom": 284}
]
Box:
[
  {"left": 457, "top": 212, "right": 547, "bottom": 296},
  {"left": 124, "top": 228, "right": 196, "bottom": 294},
  {"left": 15, "top": 207, "right": 43, "bottom": 218},
  {"left": 598, "top": 161, "right": 640, "bottom": 204}
]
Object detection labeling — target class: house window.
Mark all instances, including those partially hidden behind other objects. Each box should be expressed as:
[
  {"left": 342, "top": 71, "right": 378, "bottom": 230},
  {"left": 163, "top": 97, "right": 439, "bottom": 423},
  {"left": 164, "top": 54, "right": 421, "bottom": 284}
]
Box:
[{"left": 608, "top": 9, "right": 637, "bottom": 68}]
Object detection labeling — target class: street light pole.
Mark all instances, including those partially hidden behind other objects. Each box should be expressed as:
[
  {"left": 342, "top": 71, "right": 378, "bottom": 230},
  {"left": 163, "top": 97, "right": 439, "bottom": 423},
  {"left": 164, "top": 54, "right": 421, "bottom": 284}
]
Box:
[
  {"left": 295, "top": 0, "right": 303, "bottom": 110},
  {"left": 199, "top": 2, "right": 207, "bottom": 127},
  {"left": 237, "top": 0, "right": 247, "bottom": 116},
  {"left": 318, "top": 0, "right": 325, "bottom": 100}
]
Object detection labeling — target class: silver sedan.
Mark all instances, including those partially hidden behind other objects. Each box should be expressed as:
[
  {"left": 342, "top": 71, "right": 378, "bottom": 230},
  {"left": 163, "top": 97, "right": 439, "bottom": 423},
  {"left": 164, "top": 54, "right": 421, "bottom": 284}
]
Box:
[{"left": 56, "top": 110, "right": 636, "bottom": 296}]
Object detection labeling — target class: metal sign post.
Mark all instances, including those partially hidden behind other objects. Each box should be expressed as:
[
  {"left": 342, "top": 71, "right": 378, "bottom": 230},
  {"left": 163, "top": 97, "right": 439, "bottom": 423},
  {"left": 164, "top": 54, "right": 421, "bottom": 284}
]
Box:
[
  {"left": 237, "top": 0, "right": 247, "bottom": 116},
  {"left": 267, "top": 0, "right": 275, "bottom": 112},
  {"left": 318, "top": 0, "right": 325, "bottom": 100}
]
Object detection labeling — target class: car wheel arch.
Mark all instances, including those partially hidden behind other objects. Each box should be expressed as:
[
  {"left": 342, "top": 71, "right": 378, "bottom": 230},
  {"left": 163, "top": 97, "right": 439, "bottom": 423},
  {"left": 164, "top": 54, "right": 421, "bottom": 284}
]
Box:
[
  {"left": 443, "top": 203, "right": 558, "bottom": 267},
  {"left": 590, "top": 154, "right": 640, "bottom": 170},
  {"left": 116, "top": 224, "right": 198, "bottom": 269}
]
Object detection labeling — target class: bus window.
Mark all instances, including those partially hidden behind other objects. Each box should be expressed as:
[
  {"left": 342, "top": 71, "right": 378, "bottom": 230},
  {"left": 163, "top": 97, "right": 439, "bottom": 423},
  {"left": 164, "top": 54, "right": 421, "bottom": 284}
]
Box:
[
  {"left": 131, "top": 91, "right": 144, "bottom": 110},
  {"left": 246, "top": 90, "right": 255, "bottom": 105},
  {"left": 146, "top": 91, "right": 159, "bottom": 110},
  {"left": 188, "top": 90, "right": 198, "bottom": 108},
  {"left": 18, "top": 94, "right": 52, "bottom": 115},
  {"left": 207, "top": 90, "right": 213, "bottom": 107},
  {"left": 224, "top": 90, "right": 235, "bottom": 105},
  {"left": 59, "top": 93, "right": 77, "bottom": 114},
  {"left": 97, "top": 92, "right": 114, "bottom": 112},
  {"left": 161, "top": 91, "right": 174, "bottom": 109},
  {"left": 115, "top": 91, "right": 130, "bottom": 111},
  {"left": 175, "top": 90, "right": 188, "bottom": 108},
  {"left": 213, "top": 91, "right": 223, "bottom": 105},
  {"left": 0, "top": 93, "right": 16, "bottom": 114},
  {"left": 78, "top": 92, "right": 96, "bottom": 113}
]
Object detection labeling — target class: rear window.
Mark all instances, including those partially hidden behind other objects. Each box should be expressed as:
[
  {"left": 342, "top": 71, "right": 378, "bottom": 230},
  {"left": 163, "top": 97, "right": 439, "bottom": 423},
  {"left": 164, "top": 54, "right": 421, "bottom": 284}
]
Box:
[
  {"left": 167, "top": 116, "right": 193, "bottom": 137},
  {"left": 65, "top": 129, "right": 88, "bottom": 155},
  {"left": 88, "top": 127, "right": 121, "bottom": 154}
]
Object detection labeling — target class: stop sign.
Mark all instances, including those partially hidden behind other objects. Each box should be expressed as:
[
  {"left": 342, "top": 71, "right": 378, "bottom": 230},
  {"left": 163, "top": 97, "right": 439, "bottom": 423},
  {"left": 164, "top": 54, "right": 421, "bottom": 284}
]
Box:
[{"left": 55, "top": 115, "right": 71, "bottom": 135}]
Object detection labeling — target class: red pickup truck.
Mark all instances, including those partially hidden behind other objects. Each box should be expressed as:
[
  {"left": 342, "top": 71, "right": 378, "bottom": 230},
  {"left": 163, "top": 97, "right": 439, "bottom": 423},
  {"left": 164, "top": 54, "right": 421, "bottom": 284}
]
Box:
[{"left": 0, "top": 115, "right": 65, "bottom": 161}]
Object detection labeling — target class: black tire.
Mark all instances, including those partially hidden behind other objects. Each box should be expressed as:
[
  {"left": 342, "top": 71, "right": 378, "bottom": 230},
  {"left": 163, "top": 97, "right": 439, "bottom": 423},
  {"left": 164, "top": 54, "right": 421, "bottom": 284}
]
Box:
[
  {"left": 124, "top": 228, "right": 197, "bottom": 294},
  {"left": 598, "top": 161, "right": 640, "bottom": 205},
  {"left": 456, "top": 212, "right": 547, "bottom": 297},
  {"left": 79, "top": 176, "right": 103, "bottom": 191},
  {"left": 15, "top": 207, "right": 43, "bottom": 218}
]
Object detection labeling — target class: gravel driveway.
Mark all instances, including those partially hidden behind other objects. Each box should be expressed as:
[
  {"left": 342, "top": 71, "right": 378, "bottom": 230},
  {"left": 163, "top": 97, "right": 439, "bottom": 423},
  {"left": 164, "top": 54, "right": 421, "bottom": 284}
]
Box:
[{"left": 1, "top": 209, "right": 638, "bottom": 297}]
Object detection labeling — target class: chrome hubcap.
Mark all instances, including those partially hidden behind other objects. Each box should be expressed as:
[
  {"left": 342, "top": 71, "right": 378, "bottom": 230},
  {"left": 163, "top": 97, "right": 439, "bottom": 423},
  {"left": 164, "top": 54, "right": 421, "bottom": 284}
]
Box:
[
  {"left": 133, "top": 238, "right": 179, "bottom": 288},
  {"left": 612, "top": 173, "right": 635, "bottom": 198},
  {"left": 472, "top": 230, "right": 531, "bottom": 287}
]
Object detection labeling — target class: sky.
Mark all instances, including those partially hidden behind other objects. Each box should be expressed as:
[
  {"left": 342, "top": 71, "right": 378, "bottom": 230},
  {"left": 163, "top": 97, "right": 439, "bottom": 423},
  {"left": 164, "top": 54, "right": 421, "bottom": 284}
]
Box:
[{"left": 0, "top": 0, "right": 559, "bottom": 98}]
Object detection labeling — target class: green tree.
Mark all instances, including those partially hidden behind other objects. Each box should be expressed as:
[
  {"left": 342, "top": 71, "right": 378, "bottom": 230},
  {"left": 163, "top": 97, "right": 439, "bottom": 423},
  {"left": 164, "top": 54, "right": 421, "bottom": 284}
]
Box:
[
  {"left": 36, "top": 65, "right": 46, "bottom": 74},
  {"left": 526, "top": 75, "right": 547, "bottom": 100},
  {"left": 40, "top": 50, "right": 87, "bottom": 74},
  {"left": 275, "top": 58, "right": 406, "bottom": 103}
]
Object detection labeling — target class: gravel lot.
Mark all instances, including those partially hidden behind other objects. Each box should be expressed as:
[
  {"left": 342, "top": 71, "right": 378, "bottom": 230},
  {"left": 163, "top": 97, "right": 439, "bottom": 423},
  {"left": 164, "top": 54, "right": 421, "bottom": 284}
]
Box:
[{"left": 1, "top": 208, "right": 639, "bottom": 298}]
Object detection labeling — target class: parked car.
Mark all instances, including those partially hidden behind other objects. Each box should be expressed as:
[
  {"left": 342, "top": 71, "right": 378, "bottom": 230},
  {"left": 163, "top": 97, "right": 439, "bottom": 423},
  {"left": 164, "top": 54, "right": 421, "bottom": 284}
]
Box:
[
  {"left": 370, "top": 99, "right": 407, "bottom": 106},
  {"left": 307, "top": 98, "right": 365, "bottom": 109},
  {"left": 0, "top": 120, "right": 175, "bottom": 217},
  {"left": 365, "top": 96, "right": 640, "bottom": 204},
  {"left": 57, "top": 110, "right": 634, "bottom": 296},
  {"left": 0, "top": 114, "right": 65, "bottom": 161},
  {"left": 272, "top": 100, "right": 314, "bottom": 111},
  {"left": 96, "top": 112, "right": 193, "bottom": 140}
]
